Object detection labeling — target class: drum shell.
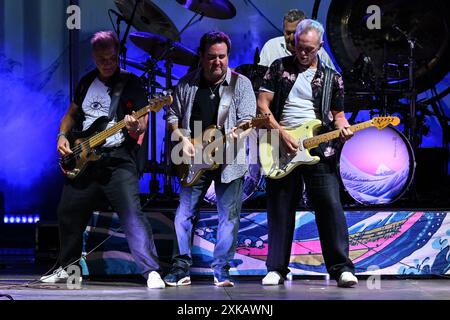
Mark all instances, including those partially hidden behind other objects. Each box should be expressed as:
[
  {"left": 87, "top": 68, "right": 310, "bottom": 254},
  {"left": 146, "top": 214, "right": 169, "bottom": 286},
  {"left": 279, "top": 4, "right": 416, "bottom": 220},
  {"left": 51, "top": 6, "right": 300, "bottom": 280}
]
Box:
[{"left": 337, "top": 125, "right": 415, "bottom": 205}]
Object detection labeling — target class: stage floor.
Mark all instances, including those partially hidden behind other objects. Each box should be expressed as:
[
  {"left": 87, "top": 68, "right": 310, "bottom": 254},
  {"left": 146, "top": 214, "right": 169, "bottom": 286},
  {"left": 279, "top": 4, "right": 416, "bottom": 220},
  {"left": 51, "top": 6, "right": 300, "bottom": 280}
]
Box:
[{"left": 1, "top": 274, "right": 449, "bottom": 301}]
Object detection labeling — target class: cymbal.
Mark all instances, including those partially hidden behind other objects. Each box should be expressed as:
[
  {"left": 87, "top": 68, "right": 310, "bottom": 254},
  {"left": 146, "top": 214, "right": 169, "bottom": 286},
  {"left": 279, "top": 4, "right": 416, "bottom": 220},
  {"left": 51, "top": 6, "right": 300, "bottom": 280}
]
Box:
[
  {"left": 124, "top": 58, "right": 179, "bottom": 80},
  {"left": 115, "top": 0, "right": 180, "bottom": 41},
  {"left": 130, "top": 31, "right": 198, "bottom": 67},
  {"left": 176, "top": 0, "right": 236, "bottom": 19}
]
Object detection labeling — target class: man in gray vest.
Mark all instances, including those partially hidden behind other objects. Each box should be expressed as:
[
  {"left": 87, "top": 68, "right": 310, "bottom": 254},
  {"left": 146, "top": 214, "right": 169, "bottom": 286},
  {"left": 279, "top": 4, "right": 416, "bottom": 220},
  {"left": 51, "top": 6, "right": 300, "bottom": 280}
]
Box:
[{"left": 165, "top": 31, "right": 256, "bottom": 287}]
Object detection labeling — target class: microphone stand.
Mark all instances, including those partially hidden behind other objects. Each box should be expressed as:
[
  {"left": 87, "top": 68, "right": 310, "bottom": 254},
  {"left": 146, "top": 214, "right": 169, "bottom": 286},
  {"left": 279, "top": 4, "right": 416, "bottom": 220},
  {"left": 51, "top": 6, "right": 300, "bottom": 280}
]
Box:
[
  {"left": 109, "top": 0, "right": 141, "bottom": 69},
  {"left": 393, "top": 25, "right": 422, "bottom": 203}
]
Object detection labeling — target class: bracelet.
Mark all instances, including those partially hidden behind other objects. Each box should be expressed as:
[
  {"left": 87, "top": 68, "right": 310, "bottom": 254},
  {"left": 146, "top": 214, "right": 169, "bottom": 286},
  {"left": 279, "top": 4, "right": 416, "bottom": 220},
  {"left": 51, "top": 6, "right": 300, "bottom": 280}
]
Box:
[{"left": 57, "top": 132, "right": 67, "bottom": 140}]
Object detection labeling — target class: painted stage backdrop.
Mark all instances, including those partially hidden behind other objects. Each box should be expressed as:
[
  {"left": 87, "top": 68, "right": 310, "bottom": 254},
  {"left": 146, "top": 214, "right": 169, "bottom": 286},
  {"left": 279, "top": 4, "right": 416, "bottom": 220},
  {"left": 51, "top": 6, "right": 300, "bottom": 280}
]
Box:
[{"left": 81, "top": 210, "right": 450, "bottom": 276}]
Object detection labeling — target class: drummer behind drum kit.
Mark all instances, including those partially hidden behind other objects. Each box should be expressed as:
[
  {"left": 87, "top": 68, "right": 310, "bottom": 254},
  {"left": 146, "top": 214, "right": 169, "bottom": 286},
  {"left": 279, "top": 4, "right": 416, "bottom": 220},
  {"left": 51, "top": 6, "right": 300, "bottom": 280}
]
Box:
[{"left": 110, "top": 0, "right": 449, "bottom": 207}]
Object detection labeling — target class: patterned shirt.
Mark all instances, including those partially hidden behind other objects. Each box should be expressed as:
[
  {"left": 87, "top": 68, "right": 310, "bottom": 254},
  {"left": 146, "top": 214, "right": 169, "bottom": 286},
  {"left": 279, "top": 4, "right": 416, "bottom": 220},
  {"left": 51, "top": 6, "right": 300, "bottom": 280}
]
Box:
[{"left": 260, "top": 55, "right": 345, "bottom": 126}]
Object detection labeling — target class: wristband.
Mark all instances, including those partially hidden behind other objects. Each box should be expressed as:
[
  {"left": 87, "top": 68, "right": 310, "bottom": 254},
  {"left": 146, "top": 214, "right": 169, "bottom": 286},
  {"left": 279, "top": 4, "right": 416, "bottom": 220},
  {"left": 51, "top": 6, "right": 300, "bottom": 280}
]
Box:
[{"left": 57, "top": 132, "right": 67, "bottom": 140}]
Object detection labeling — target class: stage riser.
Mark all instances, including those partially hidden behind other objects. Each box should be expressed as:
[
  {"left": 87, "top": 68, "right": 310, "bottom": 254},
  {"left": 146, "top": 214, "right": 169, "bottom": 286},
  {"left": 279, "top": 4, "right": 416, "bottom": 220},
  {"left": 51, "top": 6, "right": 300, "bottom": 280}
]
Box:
[{"left": 81, "top": 211, "right": 450, "bottom": 276}]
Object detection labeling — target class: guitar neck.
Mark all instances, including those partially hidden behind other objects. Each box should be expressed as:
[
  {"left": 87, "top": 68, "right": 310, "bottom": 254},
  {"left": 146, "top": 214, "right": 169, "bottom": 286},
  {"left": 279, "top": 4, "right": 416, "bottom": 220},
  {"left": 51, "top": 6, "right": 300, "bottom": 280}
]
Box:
[
  {"left": 303, "top": 120, "right": 373, "bottom": 149},
  {"left": 88, "top": 104, "right": 152, "bottom": 148},
  {"left": 215, "top": 121, "right": 254, "bottom": 145}
]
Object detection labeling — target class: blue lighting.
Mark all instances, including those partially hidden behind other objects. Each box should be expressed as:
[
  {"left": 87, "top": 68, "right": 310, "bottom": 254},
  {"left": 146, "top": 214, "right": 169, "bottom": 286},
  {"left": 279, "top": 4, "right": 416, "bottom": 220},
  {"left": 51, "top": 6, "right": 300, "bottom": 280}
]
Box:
[{"left": 3, "top": 214, "right": 41, "bottom": 224}]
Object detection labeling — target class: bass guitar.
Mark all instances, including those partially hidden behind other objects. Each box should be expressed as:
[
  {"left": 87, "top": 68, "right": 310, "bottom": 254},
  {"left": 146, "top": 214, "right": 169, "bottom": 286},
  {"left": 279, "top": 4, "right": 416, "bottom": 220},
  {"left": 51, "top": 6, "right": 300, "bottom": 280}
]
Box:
[{"left": 60, "top": 94, "right": 173, "bottom": 179}]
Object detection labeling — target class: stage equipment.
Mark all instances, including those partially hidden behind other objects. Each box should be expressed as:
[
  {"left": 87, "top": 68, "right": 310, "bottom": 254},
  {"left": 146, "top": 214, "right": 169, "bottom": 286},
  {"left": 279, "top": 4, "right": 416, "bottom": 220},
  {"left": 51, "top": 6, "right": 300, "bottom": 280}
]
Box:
[
  {"left": 176, "top": 0, "right": 236, "bottom": 19},
  {"left": 338, "top": 126, "right": 415, "bottom": 205},
  {"left": 129, "top": 31, "right": 198, "bottom": 67},
  {"left": 326, "top": 0, "right": 450, "bottom": 94},
  {"left": 114, "top": 0, "right": 180, "bottom": 41}
]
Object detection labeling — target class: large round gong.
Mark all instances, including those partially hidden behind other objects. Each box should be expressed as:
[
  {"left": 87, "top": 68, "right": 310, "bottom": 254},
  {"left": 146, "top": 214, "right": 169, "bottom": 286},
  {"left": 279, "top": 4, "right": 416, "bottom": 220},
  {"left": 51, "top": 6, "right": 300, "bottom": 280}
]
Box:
[{"left": 326, "top": 0, "right": 450, "bottom": 93}]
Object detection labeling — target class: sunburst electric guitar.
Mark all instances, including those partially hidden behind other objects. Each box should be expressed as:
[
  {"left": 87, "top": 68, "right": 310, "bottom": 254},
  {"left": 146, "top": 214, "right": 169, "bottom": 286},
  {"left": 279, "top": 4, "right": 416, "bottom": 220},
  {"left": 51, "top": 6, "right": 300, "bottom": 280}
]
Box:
[
  {"left": 177, "top": 114, "right": 270, "bottom": 187},
  {"left": 259, "top": 116, "right": 400, "bottom": 179},
  {"left": 59, "top": 95, "right": 173, "bottom": 179}
]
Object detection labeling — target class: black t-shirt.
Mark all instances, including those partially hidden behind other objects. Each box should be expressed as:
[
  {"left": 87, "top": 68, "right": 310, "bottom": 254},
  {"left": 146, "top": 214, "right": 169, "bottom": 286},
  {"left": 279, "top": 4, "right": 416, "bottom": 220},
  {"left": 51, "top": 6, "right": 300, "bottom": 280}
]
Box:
[
  {"left": 72, "top": 68, "right": 149, "bottom": 175},
  {"left": 189, "top": 74, "right": 221, "bottom": 137}
]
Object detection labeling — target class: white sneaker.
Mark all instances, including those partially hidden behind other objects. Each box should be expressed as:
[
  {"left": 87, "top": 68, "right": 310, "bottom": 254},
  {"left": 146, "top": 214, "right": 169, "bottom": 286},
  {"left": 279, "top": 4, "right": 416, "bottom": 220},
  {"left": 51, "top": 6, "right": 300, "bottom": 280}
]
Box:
[
  {"left": 40, "top": 266, "right": 83, "bottom": 284},
  {"left": 337, "top": 272, "right": 358, "bottom": 288},
  {"left": 262, "top": 271, "right": 284, "bottom": 286},
  {"left": 147, "top": 271, "right": 166, "bottom": 289},
  {"left": 40, "top": 267, "right": 70, "bottom": 283}
]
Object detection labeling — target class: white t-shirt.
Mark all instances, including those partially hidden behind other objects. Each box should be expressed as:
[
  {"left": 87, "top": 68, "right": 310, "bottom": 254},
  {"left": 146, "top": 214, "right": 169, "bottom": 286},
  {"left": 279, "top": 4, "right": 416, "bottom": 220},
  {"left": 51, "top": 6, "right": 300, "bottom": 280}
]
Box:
[
  {"left": 279, "top": 68, "right": 319, "bottom": 128},
  {"left": 259, "top": 36, "right": 335, "bottom": 70},
  {"left": 82, "top": 78, "right": 125, "bottom": 148}
]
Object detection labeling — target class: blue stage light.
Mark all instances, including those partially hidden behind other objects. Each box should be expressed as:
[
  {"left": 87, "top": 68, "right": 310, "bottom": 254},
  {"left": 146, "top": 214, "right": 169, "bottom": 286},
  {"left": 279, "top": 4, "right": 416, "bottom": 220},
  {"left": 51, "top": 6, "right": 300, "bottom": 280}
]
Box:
[{"left": 3, "top": 214, "right": 41, "bottom": 224}]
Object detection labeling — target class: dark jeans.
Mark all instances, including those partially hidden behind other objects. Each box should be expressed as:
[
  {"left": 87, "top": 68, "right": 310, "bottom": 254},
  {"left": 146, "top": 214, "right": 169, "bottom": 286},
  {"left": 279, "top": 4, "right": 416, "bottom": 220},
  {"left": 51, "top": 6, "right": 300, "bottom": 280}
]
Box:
[
  {"left": 265, "top": 153, "right": 354, "bottom": 280},
  {"left": 172, "top": 169, "right": 243, "bottom": 272},
  {"left": 57, "top": 146, "right": 160, "bottom": 278}
]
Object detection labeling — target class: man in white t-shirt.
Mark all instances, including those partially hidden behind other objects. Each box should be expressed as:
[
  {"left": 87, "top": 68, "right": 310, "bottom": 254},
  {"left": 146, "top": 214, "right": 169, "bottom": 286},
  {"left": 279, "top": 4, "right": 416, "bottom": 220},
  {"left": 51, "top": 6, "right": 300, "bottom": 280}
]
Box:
[
  {"left": 40, "top": 31, "right": 165, "bottom": 289},
  {"left": 259, "top": 9, "right": 335, "bottom": 70}
]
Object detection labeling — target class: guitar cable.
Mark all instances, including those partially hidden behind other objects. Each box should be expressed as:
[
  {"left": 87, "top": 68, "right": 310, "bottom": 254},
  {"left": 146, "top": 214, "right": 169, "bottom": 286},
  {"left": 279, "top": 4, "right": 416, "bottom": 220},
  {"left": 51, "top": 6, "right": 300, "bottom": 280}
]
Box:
[{"left": 0, "top": 225, "right": 123, "bottom": 294}]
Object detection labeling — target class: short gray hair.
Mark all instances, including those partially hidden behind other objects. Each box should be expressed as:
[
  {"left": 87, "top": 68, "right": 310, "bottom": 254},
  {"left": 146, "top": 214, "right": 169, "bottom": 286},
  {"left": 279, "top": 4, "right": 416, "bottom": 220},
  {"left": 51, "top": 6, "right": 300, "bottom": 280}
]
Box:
[
  {"left": 294, "top": 19, "right": 324, "bottom": 45},
  {"left": 283, "top": 9, "right": 306, "bottom": 23}
]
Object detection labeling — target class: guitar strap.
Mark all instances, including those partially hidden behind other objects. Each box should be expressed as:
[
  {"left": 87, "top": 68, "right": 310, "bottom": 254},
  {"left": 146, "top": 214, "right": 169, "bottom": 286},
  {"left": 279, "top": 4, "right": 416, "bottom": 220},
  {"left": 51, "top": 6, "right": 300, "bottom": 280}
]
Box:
[
  {"left": 217, "top": 71, "right": 239, "bottom": 129},
  {"left": 108, "top": 75, "right": 129, "bottom": 121},
  {"left": 321, "top": 66, "right": 333, "bottom": 128}
]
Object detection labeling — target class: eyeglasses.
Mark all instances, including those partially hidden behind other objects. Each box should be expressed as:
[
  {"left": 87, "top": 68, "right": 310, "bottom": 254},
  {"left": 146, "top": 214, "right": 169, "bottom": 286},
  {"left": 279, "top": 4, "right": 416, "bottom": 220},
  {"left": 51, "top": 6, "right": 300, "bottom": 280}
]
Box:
[{"left": 296, "top": 45, "right": 320, "bottom": 55}]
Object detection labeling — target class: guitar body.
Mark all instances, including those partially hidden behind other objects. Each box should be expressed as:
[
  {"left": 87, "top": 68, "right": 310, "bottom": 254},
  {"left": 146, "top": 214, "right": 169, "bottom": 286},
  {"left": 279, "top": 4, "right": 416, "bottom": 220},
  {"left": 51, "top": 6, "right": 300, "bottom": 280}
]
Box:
[
  {"left": 177, "top": 126, "right": 221, "bottom": 187},
  {"left": 259, "top": 119, "right": 322, "bottom": 179},
  {"left": 60, "top": 117, "right": 109, "bottom": 179},
  {"left": 176, "top": 115, "right": 271, "bottom": 187}
]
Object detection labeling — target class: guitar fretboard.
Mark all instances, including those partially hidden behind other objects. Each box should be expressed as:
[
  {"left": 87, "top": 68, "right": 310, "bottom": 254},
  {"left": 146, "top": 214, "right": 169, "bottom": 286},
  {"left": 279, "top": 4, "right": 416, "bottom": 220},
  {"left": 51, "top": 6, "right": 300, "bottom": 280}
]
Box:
[
  {"left": 88, "top": 96, "right": 172, "bottom": 148},
  {"left": 303, "top": 120, "right": 373, "bottom": 149}
]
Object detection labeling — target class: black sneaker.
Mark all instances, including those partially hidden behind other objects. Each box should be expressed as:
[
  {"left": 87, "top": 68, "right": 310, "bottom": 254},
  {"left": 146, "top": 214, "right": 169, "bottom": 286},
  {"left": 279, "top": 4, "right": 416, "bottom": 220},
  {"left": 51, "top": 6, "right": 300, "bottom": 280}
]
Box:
[{"left": 163, "top": 267, "right": 191, "bottom": 287}]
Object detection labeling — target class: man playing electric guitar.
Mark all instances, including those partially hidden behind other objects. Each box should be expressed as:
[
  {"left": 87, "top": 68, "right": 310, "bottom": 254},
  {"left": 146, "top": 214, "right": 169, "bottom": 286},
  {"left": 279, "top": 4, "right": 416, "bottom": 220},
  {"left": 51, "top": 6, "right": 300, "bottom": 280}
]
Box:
[
  {"left": 165, "top": 31, "right": 256, "bottom": 287},
  {"left": 257, "top": 20, "right": 358, "bottom": 287},
  {"left": 41, "top": 31, "right": 166, "bottom": 289}
]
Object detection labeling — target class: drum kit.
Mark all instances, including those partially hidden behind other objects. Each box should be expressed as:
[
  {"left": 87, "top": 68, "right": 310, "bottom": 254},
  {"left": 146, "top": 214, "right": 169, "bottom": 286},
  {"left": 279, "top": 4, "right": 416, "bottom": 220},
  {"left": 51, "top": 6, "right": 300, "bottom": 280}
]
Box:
[
  {"left": 326, "top": 0, "right": 450, "bottom": 205},
  {"left": 111, "top": 0, "right": 253, "bottom": 204},
  {"left": 109, "top": 0, "right": 449, "bottom": 207}
]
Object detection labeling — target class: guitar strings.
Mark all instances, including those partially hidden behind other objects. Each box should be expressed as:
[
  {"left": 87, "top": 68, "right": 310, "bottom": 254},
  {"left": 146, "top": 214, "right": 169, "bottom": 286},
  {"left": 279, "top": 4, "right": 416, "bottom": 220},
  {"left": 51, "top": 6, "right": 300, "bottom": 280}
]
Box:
[{"left": 59, "top": 97, "right": 170, "bottom": 163}]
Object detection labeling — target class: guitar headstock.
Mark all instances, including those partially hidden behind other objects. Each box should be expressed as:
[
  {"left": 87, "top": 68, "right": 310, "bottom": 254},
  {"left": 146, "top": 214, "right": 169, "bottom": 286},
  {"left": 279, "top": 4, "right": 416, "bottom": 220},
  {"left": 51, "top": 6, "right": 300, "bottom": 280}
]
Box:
[
  {"left": 371, "top": 116, "right": 400, "bottom": 129},
  {"left": 148, "top": 94, "right": 173, "bottom": 113}
]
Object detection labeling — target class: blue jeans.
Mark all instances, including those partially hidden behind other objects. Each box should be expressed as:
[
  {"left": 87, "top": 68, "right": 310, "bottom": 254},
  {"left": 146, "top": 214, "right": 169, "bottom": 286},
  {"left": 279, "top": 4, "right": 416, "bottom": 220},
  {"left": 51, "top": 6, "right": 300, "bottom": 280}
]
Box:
[{"left": 172, "top": 169, "right": 243, "bottom": 272}]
